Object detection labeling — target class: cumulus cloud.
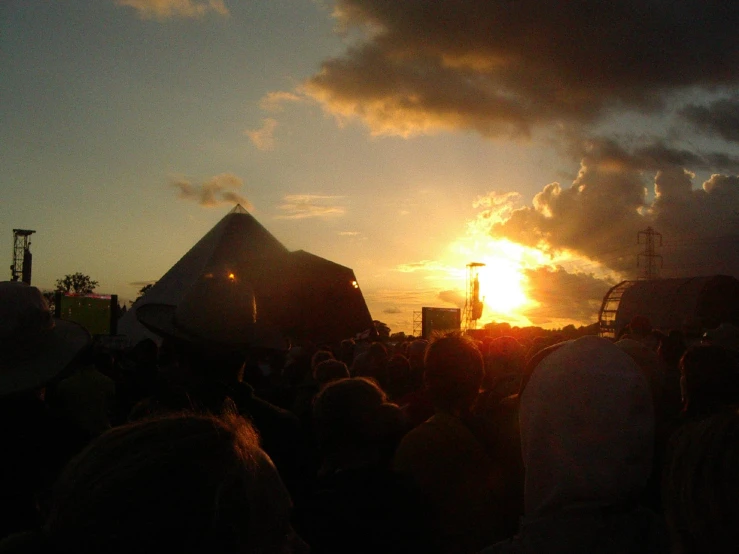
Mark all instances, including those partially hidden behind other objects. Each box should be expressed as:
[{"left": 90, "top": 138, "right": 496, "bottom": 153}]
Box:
[
  {"left": 171, "top": 173, "right": 252, "bottom": 208},
  {"left": 245, "top": 118, "right": 278, "bottom": 151},
  {"left": 681, "top": 96, "right": 739, "bottom": 143},
  {"left": 521, "top": 266, "right": 614, "bottom": 326},
  {"left": 276, "top": 194, "right": 346, "bottom": 219},
  {"left": 305, "top": 0, "right": 739, "bottom": 138},
  {"left": 116, "top": 0, "right": 229, "bottom": 19},
  {"left": 488, "top": 139, "right": 739, "bottom": 278}
]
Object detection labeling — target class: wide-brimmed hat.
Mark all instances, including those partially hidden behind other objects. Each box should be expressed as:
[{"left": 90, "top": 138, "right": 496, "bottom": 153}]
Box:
[
  {"left": 136, "top": 271, "right": 286, "bottom": 351},
  {"left": 0, "top": 281, "right": 91, "bottom": 396}
]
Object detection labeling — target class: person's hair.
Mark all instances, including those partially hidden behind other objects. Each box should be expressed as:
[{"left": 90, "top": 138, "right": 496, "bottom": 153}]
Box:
[
  {"left": 383, "top": 353, "right": 411, "bottom": 400},
  {"left": 407, "top": 339, "right": 428, "bottom": 363},
  {"left": 43, "top": 413, "right": 297, "bottom": 554},
  {"left": 127, "top": 338, "right": 159, "bottom": 370},
  {"left": 680, "top": 345, "right": 739, "bottom": 418},
  {"left": 664, "top": 408, "right": 739, "bottom": 553},
  {"left": 313, "top": 359, "right": 350, "bottom": 386},
  {"left": 312, "top": 377, "right": 401, "bottom": 456},
  {"left": 424, "top": 332, "right": 483, "bottom": 413},
  {"left": 367, "top": 342, "right": 388, "bottom": 362},
  {"left": 482, "top": 336, "right": 524, "bottom": 390},
  {"left": 629, "top": 315, "right": 652, "bottom": 336},
  {"left": 311, "top": 349, "right": 335, "bottom": 371}
]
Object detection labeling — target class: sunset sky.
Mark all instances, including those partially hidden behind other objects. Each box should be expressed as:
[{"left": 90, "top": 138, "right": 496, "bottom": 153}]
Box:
[{"left": 2, "top": 0, "right": 739, "bottom": 335}]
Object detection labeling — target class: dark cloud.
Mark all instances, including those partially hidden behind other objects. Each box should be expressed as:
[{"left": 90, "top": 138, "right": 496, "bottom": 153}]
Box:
[
  {"left": 306, "top": 0, "right": 739, "bottom": 137},
  {"left": 522, "top": 266, "right": 614, "bottom": 325},
  {"left": 489, "top": 141, "right": 739, "bottom": 278},
  {"left": 681, "top": 97, "right": 739, "bottom": 143},
  {"left": 383, "top": 306, "right": 403, "bottom": 314},
  {"left": 171, "top": 173, "right": 252, "bottom": 209},
  {"left": 562, "top": 137, "right": 739, "bottom": 173}
]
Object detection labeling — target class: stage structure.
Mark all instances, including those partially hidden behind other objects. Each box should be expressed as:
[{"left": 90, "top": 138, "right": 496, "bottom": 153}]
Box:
[
  {"left": 119, "top": 205, "right": 374, "bottom": 346},
  {"left": 598, "top": 275, "right": 739, "bottom": 338},
  {"left": 421, "top": 307, "right": 461, "bottom": 339},
  {"left": 10, "top": 229, "right": 35, "bottom": 285},
  {"left": 412, "top": 310, "right": 422, "bottom": 337},
  {"left": 462, "top": 262, "right": 485, "bottom": 331}
]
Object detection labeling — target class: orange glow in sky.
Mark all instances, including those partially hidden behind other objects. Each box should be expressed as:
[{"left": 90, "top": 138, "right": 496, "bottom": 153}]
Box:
[
  {"left": 446, "top": 235, "right": 550, "bottom": 327},
  {"left": 476, "top": 254, "right": 528, "bottom": 313}
]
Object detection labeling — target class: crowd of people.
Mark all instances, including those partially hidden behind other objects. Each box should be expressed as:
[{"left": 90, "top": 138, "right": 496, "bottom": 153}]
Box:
[{"left": 1, "top": 277, "right": 739, "bottom": 553}]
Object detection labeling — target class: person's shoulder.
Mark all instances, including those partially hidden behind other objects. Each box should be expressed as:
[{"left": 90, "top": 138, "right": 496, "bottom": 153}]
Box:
[{"left": 394, "top": 419, "right": 440, "bottom": 467}]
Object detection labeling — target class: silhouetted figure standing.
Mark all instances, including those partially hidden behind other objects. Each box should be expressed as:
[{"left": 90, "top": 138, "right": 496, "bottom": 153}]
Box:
[
  {"left": 394, "top": 333, "right": 504, "bottom": 553},
  {"left": 0, "top": 282, "right": 91, "bottom": 539}
]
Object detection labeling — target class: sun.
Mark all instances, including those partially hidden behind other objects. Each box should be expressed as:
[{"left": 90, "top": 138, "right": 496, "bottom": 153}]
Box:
[
  {"left": 448, "top": 237, "right": 546, "bottom": 325},
  {"left": 476, "top": 255, "right": 528, "bottom": 313}
]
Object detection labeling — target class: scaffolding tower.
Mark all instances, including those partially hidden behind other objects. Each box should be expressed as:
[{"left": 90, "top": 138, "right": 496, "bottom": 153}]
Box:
[
  {"left": 462, "top": 262, "right": 485, "bottom": 331},
  {"left": 10, "top": 229, "right": 36, "bottom": 285},
  {"left": 412, "top": 310, "right": 422, "bottom": 337},
  {"left": 637, "top": 227, "right": 663, "bottom": 280}
]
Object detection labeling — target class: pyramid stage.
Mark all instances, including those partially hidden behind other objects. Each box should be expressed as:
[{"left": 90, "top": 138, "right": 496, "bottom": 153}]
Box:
[{"left": 118, "top": 205, "right": 373, "bottom": 347}]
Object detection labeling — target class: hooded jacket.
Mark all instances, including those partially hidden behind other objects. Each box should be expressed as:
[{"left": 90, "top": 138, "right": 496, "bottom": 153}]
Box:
[{"left": 482, "top": 336, "right": 668, "bottom": 554}]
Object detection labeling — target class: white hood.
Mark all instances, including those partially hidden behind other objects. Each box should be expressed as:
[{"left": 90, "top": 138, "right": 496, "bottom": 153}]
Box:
[{"left": 520, "top": 335, "right": 654, "bottom": 518}]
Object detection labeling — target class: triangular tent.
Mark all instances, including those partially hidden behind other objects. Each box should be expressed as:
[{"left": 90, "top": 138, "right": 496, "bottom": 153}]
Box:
[{"left": 118, "top": 205, "right": 373, "bottom": 346}]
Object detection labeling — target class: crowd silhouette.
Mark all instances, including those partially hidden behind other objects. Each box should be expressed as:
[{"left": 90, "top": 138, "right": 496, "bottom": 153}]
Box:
[{"left": 2, "top": 278, "right": 739, "bottom": 553}]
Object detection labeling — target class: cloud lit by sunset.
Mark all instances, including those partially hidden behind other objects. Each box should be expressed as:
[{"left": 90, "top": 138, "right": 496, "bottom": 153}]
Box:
[{"left": 2, "top": 1, "right": 738, "bottom": 336}]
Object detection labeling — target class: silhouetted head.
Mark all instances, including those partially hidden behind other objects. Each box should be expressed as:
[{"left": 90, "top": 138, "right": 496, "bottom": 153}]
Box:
[
  {"left": 312, "top": 377, "right": 402, "bottom": 463},
  {"left": 313, "top": 359, "right": 350, "bottom": 388},
  {"left": 128, "top": 338, "right": 158, "bottom": 369},
  {"left": 383, "top": 353, "right": 411, "bottom": 399},
  {"left": 367, "top": 342, "right": 388, "bottom": 363},
  {"left": 680, "top": 344, "right": 739, "bottom": 418},
  {"left": 629, "top": 315, "right": 652, "bottom": 337},
  {"left": 424, "top": 333, "right": 483, "bottom": 414},
  {"left": 311, "top": 349, "right": 335, "bottom": 372},
  {"left": 44, "top": 413, "right": 305, "bottom": 554},
  {"left": 520, "top": 336, "right": 653, "bottom": 517},
  {"left": 482, "top": 335, "right": 525, "bottom": 389},
  {"left": 338, "top": 339, "right": 355, "bottom": 361},
  {"left": 407, "top": 339, "right": 428, "bottom": 370}
]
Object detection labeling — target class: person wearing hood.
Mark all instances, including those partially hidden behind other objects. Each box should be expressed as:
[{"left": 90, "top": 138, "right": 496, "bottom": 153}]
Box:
[{"left": 482, "top": 335, "right": 668, "bottom": 554}]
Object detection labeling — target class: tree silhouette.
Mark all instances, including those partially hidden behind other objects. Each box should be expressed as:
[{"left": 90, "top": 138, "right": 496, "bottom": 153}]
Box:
[
  {"left": 373, "top": 320, "right": 391, "bottom": 339},
  {"left": 55, "top": 272, "right": 99, "bottom": 294}
]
